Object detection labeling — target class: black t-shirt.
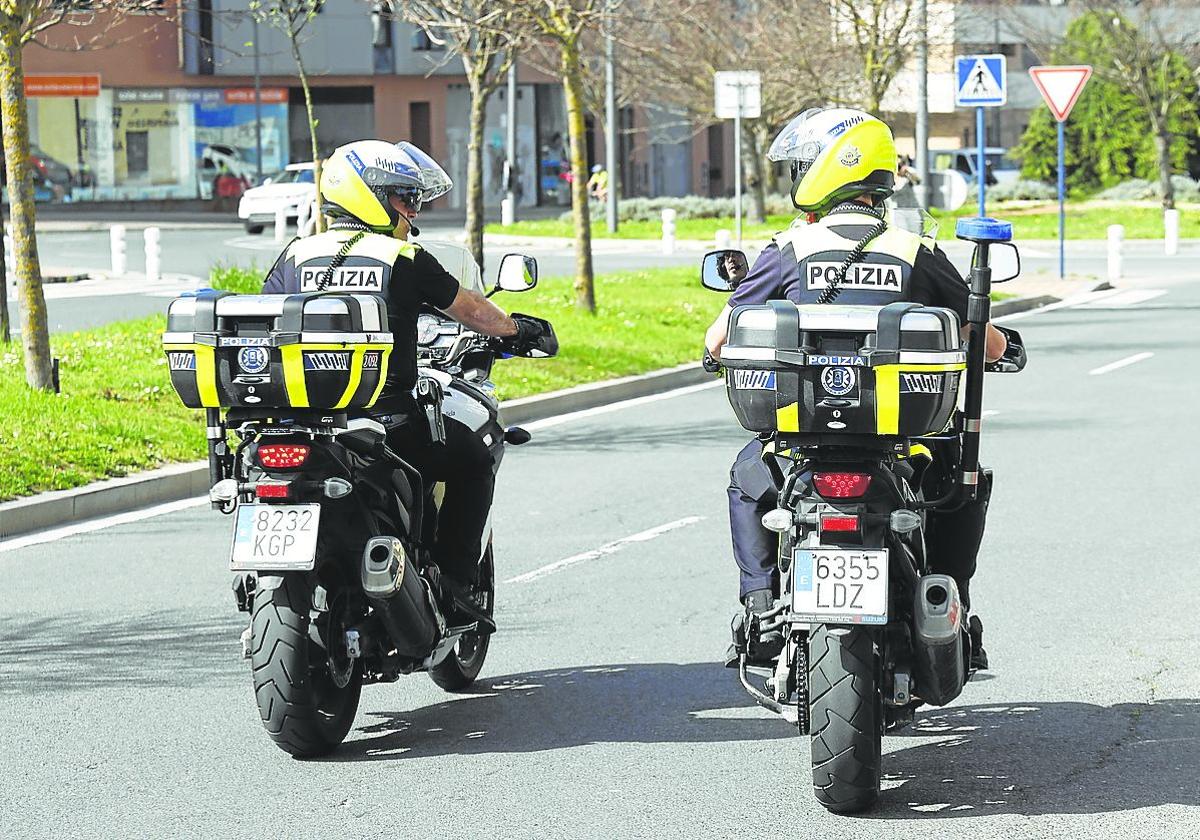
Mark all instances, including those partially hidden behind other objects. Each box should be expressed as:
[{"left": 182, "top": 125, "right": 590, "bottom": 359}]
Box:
[{"left": 379, "top": 247, "right": 459, "bottom": 410}]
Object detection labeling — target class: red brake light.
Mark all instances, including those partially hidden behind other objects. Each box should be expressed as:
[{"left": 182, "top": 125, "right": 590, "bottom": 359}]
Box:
[
  {"left": 255, "top": 482, "right": 291, "bottom": 499},
  {"left": 813, "top": 472, "right": 872, "bottom": 499},
  {"left": 257, "top": 444, "right": 310, "bottom": 469},
  {"left": 820, "top": 514, "right": 860, "bottom": 532}
]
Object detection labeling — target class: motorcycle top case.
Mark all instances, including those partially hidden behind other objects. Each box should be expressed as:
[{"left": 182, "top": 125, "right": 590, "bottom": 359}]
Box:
[
  {"left": 719, "top": 301, "right": 964, "bottom": 436},
  {"left": 162, "top": 291, "right": 393, "bottom": 410}
]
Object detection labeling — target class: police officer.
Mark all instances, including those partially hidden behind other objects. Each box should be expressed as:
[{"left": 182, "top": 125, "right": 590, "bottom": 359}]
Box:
[
  {"left": 263, "top": 139, "right": 549, "bottom": 615},
  {"left": 704, "top": 108, "right": 1007, "bottom": 668}
]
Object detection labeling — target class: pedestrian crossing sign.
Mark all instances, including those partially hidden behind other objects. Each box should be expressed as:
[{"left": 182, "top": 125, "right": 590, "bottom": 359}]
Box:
[{"left": 956, "top": 54, "right": 1007, "bottom": 107}]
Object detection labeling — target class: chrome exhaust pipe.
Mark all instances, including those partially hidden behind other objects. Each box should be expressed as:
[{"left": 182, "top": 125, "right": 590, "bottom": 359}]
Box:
[
  {"left": 362, "top": 537, "right": 443, "bottom": 658},
  {"left": 911, "top": 574, "right": 967, "bottom": 707}
]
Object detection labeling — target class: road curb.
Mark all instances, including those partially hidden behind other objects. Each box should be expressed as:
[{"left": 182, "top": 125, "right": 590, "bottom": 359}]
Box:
[
  {"left": 0, "top": 363, "right": 711, "bottom": 541},
  {"left": 992, "top": 294, "right": 1058, "bottom": 318}
]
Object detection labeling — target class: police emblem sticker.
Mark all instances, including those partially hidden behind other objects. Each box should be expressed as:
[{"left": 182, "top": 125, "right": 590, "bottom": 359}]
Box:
[
  {"left": 839, "top": 144, "right": 862, "bottom": 168},
  {"left": 821, "top": 365, "right": 857, "bottom": 397},
  {"left": 237, "top": 346, "right": 270, "bottom": 374}
]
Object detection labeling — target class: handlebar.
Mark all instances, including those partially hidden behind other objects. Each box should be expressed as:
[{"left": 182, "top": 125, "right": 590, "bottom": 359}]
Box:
[{"left": 702, "top": 349, "right": 723, "bottom": 373}]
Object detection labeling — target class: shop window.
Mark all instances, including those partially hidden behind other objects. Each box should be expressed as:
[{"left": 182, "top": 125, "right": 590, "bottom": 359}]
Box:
[{"left": 126, "top": 131, "right": 149, "bottom": 175}]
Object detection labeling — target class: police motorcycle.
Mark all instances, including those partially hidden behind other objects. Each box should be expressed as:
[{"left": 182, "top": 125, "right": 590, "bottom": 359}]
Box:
[
  {"left": 162, "top": 249, "right": 556, "bottom": 758},
  {"left": 700, "top": 218, "right": 1027, "bottom": 812}
]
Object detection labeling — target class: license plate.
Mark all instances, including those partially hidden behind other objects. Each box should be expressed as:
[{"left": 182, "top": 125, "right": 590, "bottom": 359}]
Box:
[
  {"left": 792, "top": 548, "right": 888, "bottom": 625},
  {"left": 230, "top": 504, "right": 321, "bottom": 571}
]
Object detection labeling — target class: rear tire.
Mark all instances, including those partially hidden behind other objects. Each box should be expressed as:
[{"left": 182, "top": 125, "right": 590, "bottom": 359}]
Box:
[
  {"left": 808, "top": 624, "right": 883, "bottom": 813},
  {"left": 250, "top": 572, "right": 362, "bottom": 757},
  {"left": 429, "top": 545, "right": 494, "bottom": 692},
  {"left": 244, "top": 221, "right": 264, "bottom": 234}
]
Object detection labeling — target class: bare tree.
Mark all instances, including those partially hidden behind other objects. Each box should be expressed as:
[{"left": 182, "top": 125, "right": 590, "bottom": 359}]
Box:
[
  {"left": 0, "top": 0, "right": 159, "bottom": 387},
  {"left": 389, "top": 2, "right": 524, "bottom": 268},
  {"left": 508, "top": 0, "right": 607, "bottom": 313},
  {"left": 824, "top": 0, "right": 921, "bottom": 115},
  {"left": 1013, "top": 0, "right": 1200, "bottom": 210},
  {"left": 249, "top": 0, "right": 326, "bottom": 231}
]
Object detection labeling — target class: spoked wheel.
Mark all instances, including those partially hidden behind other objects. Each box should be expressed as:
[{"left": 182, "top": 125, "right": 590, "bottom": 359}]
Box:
[
  {"left": 808, "top": 624, "right": 883, "bottom": 813},
  {"left": 250, "top": 570, "right": 362, "bottom": 757},
  {"left": 429, "top": 545, "right": 495, "bottom": 692}
]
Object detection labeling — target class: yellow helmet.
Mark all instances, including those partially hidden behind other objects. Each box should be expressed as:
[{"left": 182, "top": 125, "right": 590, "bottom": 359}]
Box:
[
  {"left": 320, "top": 139, "right": 453, "bottom": 231},
  {"left": 768, "top": 108, "right": 896, "bottom": 214}
]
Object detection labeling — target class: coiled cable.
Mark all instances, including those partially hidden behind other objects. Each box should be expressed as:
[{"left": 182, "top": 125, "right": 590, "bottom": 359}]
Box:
[{"left": 816, "top": 205, "right": 889, "bottom": 305}]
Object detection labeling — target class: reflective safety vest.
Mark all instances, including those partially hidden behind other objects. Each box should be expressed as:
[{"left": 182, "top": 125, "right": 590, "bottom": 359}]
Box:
[
  {"left": 773, "top": 209, "right": 933, "bottom": 307},
  {"left": 266, "top": 228, "right": 420, "bottom": 298}
]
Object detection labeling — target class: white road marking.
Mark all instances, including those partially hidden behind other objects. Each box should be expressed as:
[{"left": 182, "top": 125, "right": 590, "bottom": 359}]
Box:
[
  {"left": 1088, "top": 352, "right": 1154, "bottom": 376},
  {"left": 504, "top": 516, "right": 705, "bottom": 585},
  {"left": 0, "top": 497, "right": 208, "bottom": 554},
  {"left": 523, "top": 379, "right": 722, "bottom": 431},
  {"left": 1075, "top": 289, "right": 1166, "bottom": 308}
]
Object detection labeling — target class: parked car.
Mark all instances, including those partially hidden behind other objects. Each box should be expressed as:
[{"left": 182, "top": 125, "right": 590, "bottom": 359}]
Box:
[
  {"left": 930, "top": 147, "right": 1020, "bottom": 186},
  {"left": 1, "top": 145, "right": 74, "bottom": 201},
  {"left": 236, "top": 162, "right": 316, "bottom": 234}
]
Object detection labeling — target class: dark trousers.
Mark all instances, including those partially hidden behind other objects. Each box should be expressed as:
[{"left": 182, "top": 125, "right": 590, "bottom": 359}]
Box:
[
  {"left": 727, "top": 438, "right": 991, "bottom": 607},
  {"left": 385, "top": 416, "right": 495, "bottom": 584}
]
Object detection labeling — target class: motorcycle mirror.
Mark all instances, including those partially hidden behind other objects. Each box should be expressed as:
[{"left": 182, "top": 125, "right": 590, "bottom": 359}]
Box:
[
  {"left": 701, "top": 249, "right": 749, "bottom": 292},
  {"left": 974, "top": 241, "right": 1021, "bottom": 283},
  {"left": 495, "top": 253, "right": 538, "bottom": 294}
]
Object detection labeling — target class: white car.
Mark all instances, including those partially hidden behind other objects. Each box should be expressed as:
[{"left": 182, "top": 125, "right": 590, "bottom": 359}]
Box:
[{"left": 237, "top": 163, "right": 316, "bottom": 234}]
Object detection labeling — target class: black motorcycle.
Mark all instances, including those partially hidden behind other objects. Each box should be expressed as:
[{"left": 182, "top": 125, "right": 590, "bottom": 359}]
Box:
[
  {"left": 164, "top": 252, "right": 556, "bottom": 757},
  {"left": 701, "top": 218, "right": 1027, "bottom": 812}
]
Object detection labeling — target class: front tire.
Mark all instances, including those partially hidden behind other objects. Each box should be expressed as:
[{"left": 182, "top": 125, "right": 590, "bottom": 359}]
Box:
[
  {"left": 429, "top": 545, "right": 494, "bottom": 691},
  {"left": 808, "top": 625, "right": 883, "bottom": 813},
  {"left": 250, "top": 572, "right": 362, "bottom": 757}
]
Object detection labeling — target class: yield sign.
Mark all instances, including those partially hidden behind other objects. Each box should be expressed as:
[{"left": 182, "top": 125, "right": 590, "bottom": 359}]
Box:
[{"left": 1029, "top": 65, "right": 1093, "bottom": 122}]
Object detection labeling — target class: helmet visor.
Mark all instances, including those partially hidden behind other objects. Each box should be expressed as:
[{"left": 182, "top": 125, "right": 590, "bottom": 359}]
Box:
[
  {"left": 767, "top": 108, "right": 826, "bottom": 163},
  {"left": 394, "top": 141, "right": 452, "bottom": 203}
]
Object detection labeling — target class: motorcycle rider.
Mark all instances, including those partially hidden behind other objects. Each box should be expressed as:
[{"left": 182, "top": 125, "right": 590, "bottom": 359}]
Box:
[
  {"left": 704, "top": 108, "right": 1007, "bottom": 669},
  {"left": 262, "top": 139, "right": 549, "bottom": 619}
]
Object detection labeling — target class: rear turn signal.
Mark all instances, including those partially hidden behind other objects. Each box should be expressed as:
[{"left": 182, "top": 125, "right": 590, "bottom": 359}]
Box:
[
  {"left": 257, "top": 444, "right": 310, "bottom": 469},
  {"left": 813, "top": 472, "right": 872, "bottom": 499}
]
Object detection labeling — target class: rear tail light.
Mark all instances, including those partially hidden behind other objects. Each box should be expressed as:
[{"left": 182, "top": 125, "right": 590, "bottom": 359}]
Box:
[
  {"left": 813, "top": 472, "right": 872, "bottom": 499},
  {"left": 255, "top": 482, "right": 291, "bottom": 499},
  {"left": 819, "top": 514, "right": 860, "bottom": 532},
  {"left": 257, "top": 444, "right": 310, "bottom": 469}
]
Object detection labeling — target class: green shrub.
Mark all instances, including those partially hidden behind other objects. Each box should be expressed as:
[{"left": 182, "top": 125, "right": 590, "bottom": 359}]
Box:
[
  {"left": 561, "top": 193, "right": 796, "bottom": 224},
  {"left": 210, "top": 264, "right": 265, "bottom": 294},
  {"left": 1094, "top": 176, "right": 1200, "bottom": 202}
]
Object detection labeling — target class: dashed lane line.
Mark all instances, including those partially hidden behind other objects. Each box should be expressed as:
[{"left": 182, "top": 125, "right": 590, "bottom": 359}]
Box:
[{"left": 1088, "top": 352, "right": 1154, "bottom": 376}]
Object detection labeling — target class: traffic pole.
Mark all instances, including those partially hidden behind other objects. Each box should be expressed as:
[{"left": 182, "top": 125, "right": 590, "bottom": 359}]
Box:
[
  {"left": 734, "top": 109, "right": 742, "bottom": 248},
  {"left": 1057, "top": 119, "right": 1065, "bottom": 281},
  {"left": 976, "top": 106, "right": 986, "bottom": 218}
]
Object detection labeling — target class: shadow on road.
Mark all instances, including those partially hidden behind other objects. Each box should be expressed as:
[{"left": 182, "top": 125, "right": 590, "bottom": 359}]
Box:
[
  {"left": 530, "top": 422, "right": 744, "bottom": 453},
  {"left": 0, "top": 611, "right": 245, "bottom": 695},
  {"left": 868, "top": 700, "right": 1200, "bottom": 819},
  {"left": 337, "top": 662, "right": 789, "bottom": 761}
]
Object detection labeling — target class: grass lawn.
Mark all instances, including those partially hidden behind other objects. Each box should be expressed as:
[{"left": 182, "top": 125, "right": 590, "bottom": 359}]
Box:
[
  {"left": 1, "top": 266, "right": 722, "bottom": 500},
  {"left": 487, "top": 201, "right": 1200, "bottom": 242}
]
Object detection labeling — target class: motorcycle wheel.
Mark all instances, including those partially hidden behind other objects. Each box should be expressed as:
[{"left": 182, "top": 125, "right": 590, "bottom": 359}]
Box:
[
  {"left": 250, "top": 571, "right": 362, "bottom": 757},
  {"left": 429, "top": 545, "right": 494, "bottom": 692},
  {"left": 808, "top": 624, "right": 883, "bottom": 813}
]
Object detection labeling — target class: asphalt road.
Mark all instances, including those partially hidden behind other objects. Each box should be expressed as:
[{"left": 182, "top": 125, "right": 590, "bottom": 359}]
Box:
[{"left": 1, "top": 272, "right": 1198, "bottom": 838}]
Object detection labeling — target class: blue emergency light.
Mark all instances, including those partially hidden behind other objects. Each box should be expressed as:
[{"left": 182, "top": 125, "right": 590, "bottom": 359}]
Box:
[{"left": 955, "top": 217, "right": 1013, "bottom": 243}]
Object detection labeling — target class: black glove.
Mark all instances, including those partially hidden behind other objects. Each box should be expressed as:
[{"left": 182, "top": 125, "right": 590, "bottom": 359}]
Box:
[
  {"left": 702, "top": 349, "right": 722, "bottom": 373},
  {"left": 502, "top": 313, "right": 555, "bottom": 356}
]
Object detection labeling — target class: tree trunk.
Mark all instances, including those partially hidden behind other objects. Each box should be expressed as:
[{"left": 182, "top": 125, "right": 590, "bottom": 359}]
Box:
[
  {"left": 752, "top": 121, "right": 776, "bottom": 203},
  {"left": 0, "top": 197, "right": 9, "bottom": 343},
  {"left": 465, "top": 73, "right": 488, "bottom": 271},
  {"left": 0, "top": 25, "right": 52, "bottom": 388},
  {"left": 562, "top": 44, "right": 595, "bottom": 313},
  {"left": 740, "top": 120, "right": 765, "bottom": 223},
  {"left": 1152, "top": 127, "right": 1174, "bottom": 210},
  {"left": 291, "top": 35, "right": 325, "bottom": 233}
]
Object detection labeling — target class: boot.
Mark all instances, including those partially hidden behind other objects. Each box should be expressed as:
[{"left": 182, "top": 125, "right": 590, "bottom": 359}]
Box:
[
  {"left": 968, "top": 614, "right": 988, "bottom": 671},
  {"left": 744, "top": 588, "right": 784, "bottom": 665}
]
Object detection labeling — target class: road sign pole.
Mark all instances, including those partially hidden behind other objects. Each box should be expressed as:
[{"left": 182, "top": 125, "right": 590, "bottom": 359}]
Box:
[
  {"left": 976, "top": 106, "right": 986, "bottom": 217},
  {"left": 734, "top": 108, "right": 742, "bottom": 247},
  {"left": 1057, "top": 119, "right": 1065, "bottom": 281}
]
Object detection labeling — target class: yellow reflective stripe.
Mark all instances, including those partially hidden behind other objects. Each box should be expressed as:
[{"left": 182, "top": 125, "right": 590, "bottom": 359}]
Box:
[
  {"left": 333, "top": 347, "right": 366, "bottom": 409},
  {"left": 875, "top": 366, "right": 900, "bottom": 434},
  {"left": 366, "top": 347, "right": 393, "bottom": 406},
  {"left": 188, "top": 345, "right": 217, "bottom": 407},
  {"left": 910, "top": 443, "right": 932, "bottom": 461},
  {"left": 279, "top": 345, "right": 310, "bottom": 407},
  {"left": 397, "top": 241, "right": 419, "bottom": 260},
  {"left": 777, "top": 402, "right": 800, "bottom": 433}
]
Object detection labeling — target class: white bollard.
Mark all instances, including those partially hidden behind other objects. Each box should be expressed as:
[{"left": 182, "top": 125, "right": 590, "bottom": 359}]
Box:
[
  {"left": 714, "top": 228, "right": 732, "bottom": 250},
  {"left": 501, "top": 197, "right": 515, "bottom": 227},
  {"left": 110, "top": 225, "right": 127, "bottom": 276},
  {"left": 274, "top": 205, "right": 287, "bottom": 244},
  {"left": 143, "top": 227, "right": 161, "bottom": 283},
  {"left": 661, "top": 208, "right": 677, "bottom": 255},
  {"left": 1107, "top": 224, "right": 1124, "bottom": 283},
  {"left": 1164, "top": 208, "right": 1180, "bottom": 256},
  {"left": 296, "top": 201, "right": 311, "bottom": 238}
]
